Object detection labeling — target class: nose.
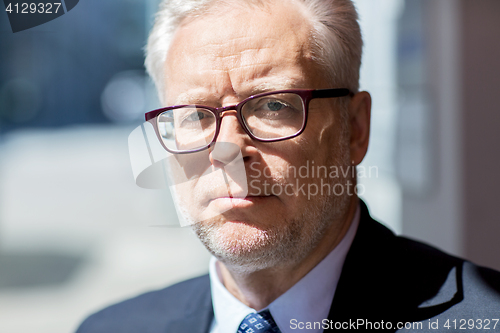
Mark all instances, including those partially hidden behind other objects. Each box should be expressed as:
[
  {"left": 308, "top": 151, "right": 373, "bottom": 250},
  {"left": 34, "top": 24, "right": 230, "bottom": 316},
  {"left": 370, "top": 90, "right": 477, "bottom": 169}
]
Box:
[
  {"left": 209, "top": 112, "right": 249, "bottom": 168},
  {"left": 209, "top": 141, "right": 241, "bottom": 168}
]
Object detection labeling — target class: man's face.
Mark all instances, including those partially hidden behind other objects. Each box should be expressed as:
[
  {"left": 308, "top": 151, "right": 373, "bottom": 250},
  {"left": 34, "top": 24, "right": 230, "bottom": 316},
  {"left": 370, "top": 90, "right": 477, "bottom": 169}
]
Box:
[{"left": 164, "top": 1, "right": 354, "bottom": 270}]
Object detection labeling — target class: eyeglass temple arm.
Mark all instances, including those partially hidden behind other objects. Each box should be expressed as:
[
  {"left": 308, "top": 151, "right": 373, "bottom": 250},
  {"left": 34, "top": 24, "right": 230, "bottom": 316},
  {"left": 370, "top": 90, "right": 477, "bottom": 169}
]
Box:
[{"left": 312, "top": 88, "right": 353, "bottom": 99}]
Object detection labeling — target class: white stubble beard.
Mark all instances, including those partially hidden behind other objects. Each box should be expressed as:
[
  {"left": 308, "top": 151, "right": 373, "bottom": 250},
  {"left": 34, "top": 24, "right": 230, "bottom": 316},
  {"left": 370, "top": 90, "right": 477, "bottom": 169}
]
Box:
[{"left": 191, "top": 138, "right": 352, "bottom": 274}]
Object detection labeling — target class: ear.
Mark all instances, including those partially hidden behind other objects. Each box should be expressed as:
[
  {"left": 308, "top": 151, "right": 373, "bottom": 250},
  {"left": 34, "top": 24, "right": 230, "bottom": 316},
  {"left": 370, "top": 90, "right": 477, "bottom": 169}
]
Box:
[{"left": 348, "top": 91, "right": 371, "bottom": 165}]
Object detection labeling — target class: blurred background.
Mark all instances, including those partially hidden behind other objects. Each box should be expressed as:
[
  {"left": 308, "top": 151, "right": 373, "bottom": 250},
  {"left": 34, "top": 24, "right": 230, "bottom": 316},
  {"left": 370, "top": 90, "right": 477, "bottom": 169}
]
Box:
[{"left": 0, "top": 0, "right": 499, "bottom": 332}]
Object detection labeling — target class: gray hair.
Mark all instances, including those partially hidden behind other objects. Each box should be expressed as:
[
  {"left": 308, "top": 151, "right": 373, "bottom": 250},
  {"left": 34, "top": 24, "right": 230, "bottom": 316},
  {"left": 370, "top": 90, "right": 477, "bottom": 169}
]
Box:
[{"left": 145, "top": 0, "right": 362, "bottom": 104}]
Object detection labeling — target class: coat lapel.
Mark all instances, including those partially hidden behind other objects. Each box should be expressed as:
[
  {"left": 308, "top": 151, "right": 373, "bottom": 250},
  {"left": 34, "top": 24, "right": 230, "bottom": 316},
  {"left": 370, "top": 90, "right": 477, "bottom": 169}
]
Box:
[
  {"left": 168, "top": 275, "right": 214, "bottom": 333},
  {"left": 325, "top": 201, "right": 463, "bottom": 331}
]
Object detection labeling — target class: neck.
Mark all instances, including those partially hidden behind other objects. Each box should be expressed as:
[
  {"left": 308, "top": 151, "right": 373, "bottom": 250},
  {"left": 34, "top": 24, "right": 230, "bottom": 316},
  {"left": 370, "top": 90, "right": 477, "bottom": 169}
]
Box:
[{"left": 217, "top": 196, "right": 359, "bottom": 310}]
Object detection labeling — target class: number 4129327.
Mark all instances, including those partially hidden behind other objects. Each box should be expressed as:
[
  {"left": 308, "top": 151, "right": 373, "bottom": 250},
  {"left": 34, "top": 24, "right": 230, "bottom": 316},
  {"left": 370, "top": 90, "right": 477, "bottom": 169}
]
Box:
[
  {"left": 5, "top": 3, "right": 62, "bottom": 14},
  {"left": 444, "top": 319, "right": 498, "bottom": 330}
]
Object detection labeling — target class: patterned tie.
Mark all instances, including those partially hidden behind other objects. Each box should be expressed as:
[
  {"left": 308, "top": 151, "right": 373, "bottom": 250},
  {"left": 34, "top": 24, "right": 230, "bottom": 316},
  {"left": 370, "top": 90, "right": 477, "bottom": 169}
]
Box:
[{"left": 237, "top": 309, "right": 282, "bottom": 333}]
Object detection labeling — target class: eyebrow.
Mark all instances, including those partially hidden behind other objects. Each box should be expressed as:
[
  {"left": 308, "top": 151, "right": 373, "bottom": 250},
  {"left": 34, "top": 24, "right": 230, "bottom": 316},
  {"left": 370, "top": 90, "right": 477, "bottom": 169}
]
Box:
[
  {"left": 246, "top": 79, "right": 297, "bottom": 96},
  {"left": 171, "top": 78, "right": 301, "bottom": 105},
  {"left": 173, "top": 91, "right": 214, "bottom": 105}
]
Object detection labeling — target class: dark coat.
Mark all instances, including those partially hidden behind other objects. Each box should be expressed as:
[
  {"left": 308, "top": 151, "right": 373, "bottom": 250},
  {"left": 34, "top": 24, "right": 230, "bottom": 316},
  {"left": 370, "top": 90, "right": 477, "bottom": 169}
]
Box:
[{"left": 76, "top": 202, "right": 500, "bottom": 332}]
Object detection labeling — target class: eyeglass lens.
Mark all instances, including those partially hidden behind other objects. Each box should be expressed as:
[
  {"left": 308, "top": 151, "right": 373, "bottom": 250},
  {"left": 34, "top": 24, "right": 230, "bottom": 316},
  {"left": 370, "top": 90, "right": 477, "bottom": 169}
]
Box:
[{"left": 157, "top": 92, "right": 305, "bottom": 152}]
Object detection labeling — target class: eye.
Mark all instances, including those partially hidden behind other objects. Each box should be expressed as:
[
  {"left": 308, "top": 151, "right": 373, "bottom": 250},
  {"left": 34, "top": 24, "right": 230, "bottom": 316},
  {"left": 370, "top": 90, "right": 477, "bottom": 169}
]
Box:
[
  {"left": 253, "top": 98, "right": 292, "bottom": 113},
  {"left": 185, "top": 111, "right": 206, "bottom": 122},
  {"left": 176, "top": 108, "right": 215, "bottom": 130},
  {"left": 265, "top": 100, "right": 286, "bottom": 111},
  {"left": 180, "top": 110, "right": 210, "bottom": 125},
  {"left": 241, "top": 93, "right": 303, "bottom": 124}
]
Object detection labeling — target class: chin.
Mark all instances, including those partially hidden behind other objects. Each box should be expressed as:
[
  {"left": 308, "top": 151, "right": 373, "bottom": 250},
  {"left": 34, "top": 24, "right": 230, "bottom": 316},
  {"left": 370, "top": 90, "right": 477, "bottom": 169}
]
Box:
[
  {"left": 190, "top": 172, "right": 353, "bottom": 273},
  {"left": 193, "top": 219, "right": 281, "bottom": 270},
  {"left": 192, "top": 214, "right": 321, "bottom": 273}
]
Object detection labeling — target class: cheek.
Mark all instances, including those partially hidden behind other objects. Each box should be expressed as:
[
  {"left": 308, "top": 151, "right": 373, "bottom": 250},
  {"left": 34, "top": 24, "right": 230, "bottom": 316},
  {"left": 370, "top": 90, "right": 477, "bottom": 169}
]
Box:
[
  {"left": 306, "top": 100, "right": 341, "bottom": 144},
  {"left": 262, "top": 153, "right": 299, "bottom": 177},
  {"left": 302, "top": 121, "right": 346, "bottom": 169}
]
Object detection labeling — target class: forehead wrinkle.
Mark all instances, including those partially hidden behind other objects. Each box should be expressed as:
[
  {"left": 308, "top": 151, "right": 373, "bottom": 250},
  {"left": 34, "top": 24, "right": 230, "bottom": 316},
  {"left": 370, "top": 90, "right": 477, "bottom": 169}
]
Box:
[
  {"left": 203, "top": 29, "right": 306, "bottom": 66},
  {"left": 166, "top": 68, "right": 229, "bottom": 104},
  {"left": 210, "top": 45, "right": 287, "bottom": 70},
  {"left": 205, "top": 35, "right": 272, "bottom": 48},
  {"left": 224, "top": 47, "right": 308, "bottom": 92},
  {"left": 165, "top": 0, "right": 319, "bottom": 107}
]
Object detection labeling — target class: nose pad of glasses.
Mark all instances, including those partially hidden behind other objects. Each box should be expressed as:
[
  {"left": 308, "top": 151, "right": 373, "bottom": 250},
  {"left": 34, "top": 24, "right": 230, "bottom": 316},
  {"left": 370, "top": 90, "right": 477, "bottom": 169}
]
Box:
[{"left": 209, "top": 141, "right": 241, "bottom": 167}]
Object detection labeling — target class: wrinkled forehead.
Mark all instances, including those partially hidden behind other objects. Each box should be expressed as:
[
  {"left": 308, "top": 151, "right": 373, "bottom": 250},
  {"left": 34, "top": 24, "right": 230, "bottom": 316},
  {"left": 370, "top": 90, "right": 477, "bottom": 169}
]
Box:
[{"left": 163, "top": 1, "right": 318, "bottom": 102}]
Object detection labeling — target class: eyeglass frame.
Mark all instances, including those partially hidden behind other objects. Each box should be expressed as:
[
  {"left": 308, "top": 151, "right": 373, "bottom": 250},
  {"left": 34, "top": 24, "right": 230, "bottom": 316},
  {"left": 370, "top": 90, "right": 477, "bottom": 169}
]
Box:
[{"left": 145, "top": 88, "right": 352, "bottom": 154}]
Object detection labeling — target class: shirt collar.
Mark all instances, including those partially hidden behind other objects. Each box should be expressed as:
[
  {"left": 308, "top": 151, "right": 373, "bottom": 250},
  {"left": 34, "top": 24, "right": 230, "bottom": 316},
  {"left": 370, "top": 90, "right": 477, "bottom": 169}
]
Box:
[{"left": 209, "top": 203, "right": 360, "bottom": 333}]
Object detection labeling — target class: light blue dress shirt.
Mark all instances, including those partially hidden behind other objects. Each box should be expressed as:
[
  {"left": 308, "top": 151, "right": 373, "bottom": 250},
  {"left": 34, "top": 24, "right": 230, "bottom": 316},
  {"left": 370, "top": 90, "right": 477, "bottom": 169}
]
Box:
[{"left": 209, "top": 204, "right": 360, "bottom": 333}]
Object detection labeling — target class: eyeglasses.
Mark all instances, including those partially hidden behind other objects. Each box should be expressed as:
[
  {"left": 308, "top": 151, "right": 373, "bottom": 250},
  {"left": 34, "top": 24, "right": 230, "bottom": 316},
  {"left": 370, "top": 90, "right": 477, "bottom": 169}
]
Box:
[{"left": 145, "top": 88, "right": 351, "bottom": 154}]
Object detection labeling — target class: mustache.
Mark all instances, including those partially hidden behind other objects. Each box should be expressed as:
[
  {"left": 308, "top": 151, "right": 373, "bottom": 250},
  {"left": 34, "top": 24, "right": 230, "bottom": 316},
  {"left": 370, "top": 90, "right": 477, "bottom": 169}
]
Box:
[
  {"left": 172, "top": 167, "right": 248, "bottom": 205},
  {"left": 174, "top": 170, "right": 285, "bottom": 206}
]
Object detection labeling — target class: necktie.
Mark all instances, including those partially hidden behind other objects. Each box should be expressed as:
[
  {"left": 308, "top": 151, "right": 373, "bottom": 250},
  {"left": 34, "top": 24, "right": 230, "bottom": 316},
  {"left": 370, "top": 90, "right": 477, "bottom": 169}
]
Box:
[{"left": 237, "top": 309, "right": 282, "bottom": 333}]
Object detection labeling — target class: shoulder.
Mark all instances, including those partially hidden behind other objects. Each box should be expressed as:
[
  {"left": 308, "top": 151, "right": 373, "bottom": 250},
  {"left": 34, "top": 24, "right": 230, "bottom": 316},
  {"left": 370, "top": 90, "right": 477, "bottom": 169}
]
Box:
[
  {"left": 383, "top": 224, "right": 500, "bottom": 311},
  {"left": 396, "top": 235, "right": 500, "bottom": 307},
  {"left": 331, "top": 202, "right": 500, "bottom": 325},
  {"left": 76, "top": 275, "right": 212, "bottom": 333}
]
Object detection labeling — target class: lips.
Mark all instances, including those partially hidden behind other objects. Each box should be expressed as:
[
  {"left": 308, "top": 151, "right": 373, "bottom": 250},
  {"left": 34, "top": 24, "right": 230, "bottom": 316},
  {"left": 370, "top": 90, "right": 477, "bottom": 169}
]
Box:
[
  {"left": 208, "top": 195, "right": 275, "bottom": 210},
  {"left": 206, "top": 185, "right": 275, "bottom": 203},
  {"left": 205, "top": 190, "right": 251, "bottom": 205},
  {"left": 174, "top": 167, "right": 278, "bottom": 208}
]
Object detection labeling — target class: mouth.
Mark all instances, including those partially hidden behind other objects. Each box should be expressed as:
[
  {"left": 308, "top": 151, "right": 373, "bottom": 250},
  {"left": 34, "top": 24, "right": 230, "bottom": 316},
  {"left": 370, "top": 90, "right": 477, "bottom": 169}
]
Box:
[{"left": 208, "top": 195, "right": 275, "bottom": 209}]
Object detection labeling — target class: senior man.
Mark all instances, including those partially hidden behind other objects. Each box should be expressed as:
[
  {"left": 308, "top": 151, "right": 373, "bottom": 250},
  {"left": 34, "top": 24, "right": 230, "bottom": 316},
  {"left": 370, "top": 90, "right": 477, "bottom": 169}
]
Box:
[{"left": 77, "top": 0, "right": 500, "bottom": 332}]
